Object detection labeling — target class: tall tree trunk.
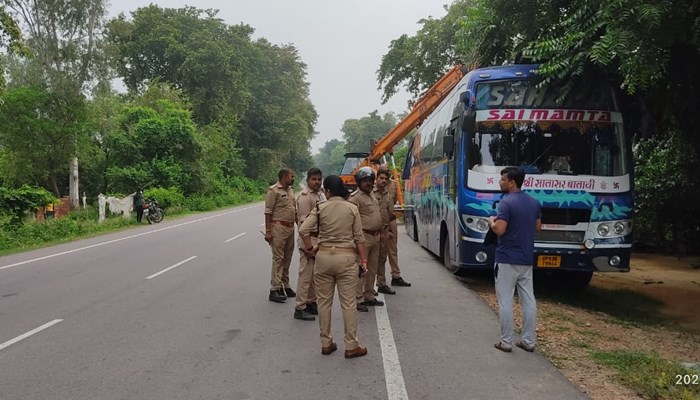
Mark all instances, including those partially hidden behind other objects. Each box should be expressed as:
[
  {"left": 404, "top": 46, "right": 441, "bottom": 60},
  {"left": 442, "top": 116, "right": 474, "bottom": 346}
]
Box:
[{"left": 69, "top": 156, "right": 79, "bottom": 209}]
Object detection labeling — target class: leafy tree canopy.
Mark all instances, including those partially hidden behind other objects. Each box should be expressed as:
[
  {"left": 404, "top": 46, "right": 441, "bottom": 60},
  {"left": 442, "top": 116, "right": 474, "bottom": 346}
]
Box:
[{"left": 341, "top": 110, "right": 397, "bottom": 153}]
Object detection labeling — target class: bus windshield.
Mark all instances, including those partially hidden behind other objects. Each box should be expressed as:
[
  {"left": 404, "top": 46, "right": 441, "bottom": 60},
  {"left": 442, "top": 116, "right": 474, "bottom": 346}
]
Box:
[
  {"left": 468, "top": 79, "right": 628, "bottom": 177},
  {"left": 470, "top": 121, "right": 628, "bottom": 176}
]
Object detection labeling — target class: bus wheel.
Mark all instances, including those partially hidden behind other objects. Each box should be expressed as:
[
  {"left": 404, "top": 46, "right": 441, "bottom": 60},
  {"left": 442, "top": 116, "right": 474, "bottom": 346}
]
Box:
[{"left": 443, "top": 238, "right": 456, "bottom": 272}]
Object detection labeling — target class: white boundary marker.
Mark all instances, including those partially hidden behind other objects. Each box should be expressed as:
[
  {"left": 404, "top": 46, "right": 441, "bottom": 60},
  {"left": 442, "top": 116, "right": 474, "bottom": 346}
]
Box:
[
  {"left": 0, "top": 319, "right": 63, "bottom": 352},
  {"left": 145, "top": 256, "right": 197, "bottom": 280},
  {"left": 225, "top": 232, "right": 247, "bottom": 243},
  {"left": 374, "top": 294, "right": 409, "bottom": 400}
]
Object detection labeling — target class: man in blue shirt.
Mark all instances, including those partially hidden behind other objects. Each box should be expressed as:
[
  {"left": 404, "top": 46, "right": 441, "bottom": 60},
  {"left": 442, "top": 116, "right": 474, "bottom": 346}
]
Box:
[{"left": 488, "top": 167, "right": 541, "bottom": 353}]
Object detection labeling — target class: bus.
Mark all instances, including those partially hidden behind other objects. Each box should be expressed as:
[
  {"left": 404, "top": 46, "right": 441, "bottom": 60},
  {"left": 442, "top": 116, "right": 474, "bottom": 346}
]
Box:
[{"left": 402, "top": 64, "right": 633, "bottom": 288}]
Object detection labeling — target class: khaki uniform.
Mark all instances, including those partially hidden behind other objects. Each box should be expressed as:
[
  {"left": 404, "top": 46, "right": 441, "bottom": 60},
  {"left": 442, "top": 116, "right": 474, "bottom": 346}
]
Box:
[
  {"left": 295, "top": 188, "right": 325, "bottom": 310},
  {"left": 348, "top": 189, "right": 382, "bottom": 302},
  {"left": 264, "top": 182, "right": 297, "bottom": 290},
  {"left": 299, "top": 197, "right": 365, "bottom": 351},
  {"left": 377, "top": 179, "right": 403, "bottom": 284}
]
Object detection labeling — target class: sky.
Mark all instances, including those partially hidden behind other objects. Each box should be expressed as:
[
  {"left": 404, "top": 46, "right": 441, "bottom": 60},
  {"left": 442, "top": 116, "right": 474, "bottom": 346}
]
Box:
[{"left": 109, "top": 1, "right": 449, "bottom": 153}]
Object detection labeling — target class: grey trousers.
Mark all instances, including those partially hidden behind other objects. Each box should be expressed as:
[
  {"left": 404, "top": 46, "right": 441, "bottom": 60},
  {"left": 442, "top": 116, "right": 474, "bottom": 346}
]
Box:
[{"left": 494, "top": 263, "right": 537, "bottom": 348}]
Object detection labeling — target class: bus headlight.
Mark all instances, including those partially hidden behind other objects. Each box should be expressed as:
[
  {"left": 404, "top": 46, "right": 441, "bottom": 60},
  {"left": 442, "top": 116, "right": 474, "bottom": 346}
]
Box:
[
  {"left": 584, "top": 239, "right": 595, "bottom": 249},
  {"left": 597, "top": 223, "right": 610, "bottom": 236},
  {"left": 609, "top": 256, "right": 621, "bottom": 266},
  {"left": 475, "top": 252, "right": 488, "bottom": 263},
  {"left": 476, "top": 218, "right": 489, "bottom": 232},
  {"left": 613, "top": 222, "right": 625, "bottom": 235}
]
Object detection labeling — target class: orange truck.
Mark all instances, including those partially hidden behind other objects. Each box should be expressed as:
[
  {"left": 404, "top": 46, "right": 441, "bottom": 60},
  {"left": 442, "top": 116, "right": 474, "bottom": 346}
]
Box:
[{"left": 339, "top": 64, "right": 468, "bottom": 208}]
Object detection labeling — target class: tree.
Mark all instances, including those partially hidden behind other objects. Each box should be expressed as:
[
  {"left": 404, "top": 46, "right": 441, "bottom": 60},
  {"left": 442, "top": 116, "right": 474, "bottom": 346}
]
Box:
[
  {"left": 0, "top": 3, "right": 29, "bottom": 90},
  {"left": 313, "top": 139, "right": 345, "bottom": 176},
  {"left": 238, "top": 40, "right": 317, "bottom": 180},
  {"left": 341, "top": 111, "right": 397, "bottom": 153},
  {"left": 4, "top": 0, "right": 110, "bottom": 207},
  {"left": 0, "top": 86, "right": 87, "bottom": 196},
  {"left": 107, "top": 5, "right": 253, "bottom": 126}
]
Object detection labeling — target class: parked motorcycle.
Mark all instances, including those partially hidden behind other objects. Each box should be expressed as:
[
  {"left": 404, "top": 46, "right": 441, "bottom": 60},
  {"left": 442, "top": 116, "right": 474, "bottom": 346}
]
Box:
[{"left": 143, "top": 198, "right": 164, "bottom": 224}]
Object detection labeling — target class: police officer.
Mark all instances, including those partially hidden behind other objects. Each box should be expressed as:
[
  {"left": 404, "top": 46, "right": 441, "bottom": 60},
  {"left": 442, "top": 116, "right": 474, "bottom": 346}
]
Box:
[
  {"left": 299, "top": 175, "right": 368, "bottom": 358},
  {"left": 348, "top": 166, "right": 384, "bottom": 311},
  {"left": 373, "top": 167, "right": 397, "bottom": 294},
  {"left": 294, "top": 167, "right": 324, "bottom": 321},
  {"left": 264, "top": 168, "right": 297, "bottom": 303},
  {"left": 377, "top": 168, "right": 411, "bottom": 288}
]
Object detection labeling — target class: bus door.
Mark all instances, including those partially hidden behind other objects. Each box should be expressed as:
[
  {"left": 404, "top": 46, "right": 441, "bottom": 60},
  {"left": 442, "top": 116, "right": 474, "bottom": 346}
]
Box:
[{"left": 442, "top": 118, "right": 460, "bottom": 266}]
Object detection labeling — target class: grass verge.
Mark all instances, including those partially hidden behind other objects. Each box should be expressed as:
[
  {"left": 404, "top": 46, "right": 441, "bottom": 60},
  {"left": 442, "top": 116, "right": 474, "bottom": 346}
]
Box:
[{"left": 591, "top": 350, "right": 700, "bottom": 400}]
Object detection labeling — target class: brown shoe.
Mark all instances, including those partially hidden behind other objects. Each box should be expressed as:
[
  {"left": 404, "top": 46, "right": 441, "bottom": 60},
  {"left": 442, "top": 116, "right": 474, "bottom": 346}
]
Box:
[
  {"left": 321, "top": 342, "right": 337, "bottom": 355},
  {"left": 344, "top": 346, "right": 368, "bottom": 359}
]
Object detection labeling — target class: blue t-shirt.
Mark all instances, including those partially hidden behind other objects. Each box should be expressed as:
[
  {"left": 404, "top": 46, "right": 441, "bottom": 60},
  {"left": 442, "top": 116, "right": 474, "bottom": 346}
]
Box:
[{"left": 495, "top": 191, "right": 541, "bottom": 265}]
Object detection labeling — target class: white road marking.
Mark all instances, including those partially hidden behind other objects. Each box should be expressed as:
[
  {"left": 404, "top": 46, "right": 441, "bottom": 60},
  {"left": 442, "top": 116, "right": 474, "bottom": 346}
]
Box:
[
  {"left": 145, "top": 256, "right": 197, "bottom": 280},
  {"left": 225, "top": 232, "right": 246, "bottom": 243},
  {"left": 375, "top": 294, "right": 409, "bottom": 400},
  {"left": 0, "top": 319, "right": 63, "bottom": 352},
  {"left": 0, "top": 205, "right": 260, "bottom": 271}
]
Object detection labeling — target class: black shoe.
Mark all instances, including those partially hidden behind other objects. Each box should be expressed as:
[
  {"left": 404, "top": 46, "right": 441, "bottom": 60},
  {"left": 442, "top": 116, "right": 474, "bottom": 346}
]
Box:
[
  {"left": 357, "top": 303, "right": 369, "bottom": 312},
  {"left": 269, "top": 289, "right": 286, "bottom": 303},
  {"left": 306, "top": 302, "right": 318, "bottom": 315},
  {"left": 294, "top": 308, "right": 315, "bottom": 321},
  {"left": 363, "top": 298, "right": 384, "bottom": 306},
  {"left": 377, "top": 285, "right": 396, "bottom": 295},
  {"left": 373, "top": 289, "right": 378, "bottom": 296},
  {"left": 284, "top": 287, "right": 296, "bottom": 297},
  {"left": 391, "top": 277, "right": 411, "bottom": 287}
]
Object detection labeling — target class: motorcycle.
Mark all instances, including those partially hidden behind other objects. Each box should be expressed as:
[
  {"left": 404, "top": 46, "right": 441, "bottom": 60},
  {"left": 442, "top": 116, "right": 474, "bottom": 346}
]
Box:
[{"left": 143, "top": 198, "right": 164, "bottom": 224}]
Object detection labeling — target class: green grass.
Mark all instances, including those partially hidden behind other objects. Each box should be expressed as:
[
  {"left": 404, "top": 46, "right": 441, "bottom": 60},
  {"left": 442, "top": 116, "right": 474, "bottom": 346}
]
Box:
[
  {"left": 538, "top": 285, "right": 668, "bottom": 327},
  {"left": 592, "top": 350, "right": 700, "bottom": 400}
]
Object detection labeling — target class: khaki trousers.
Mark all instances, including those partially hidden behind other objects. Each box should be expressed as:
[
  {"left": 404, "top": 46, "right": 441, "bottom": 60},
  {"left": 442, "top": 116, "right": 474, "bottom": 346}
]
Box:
[
  {"left": 377, "top": 220, "right": 401, "bottom": 285},
  {"left": 356, "top": 233, "right": 380, "bottom": 301},
  {"left": 295, "top": 236, "right": 318, "bottom": 309},
  {"left": 314, "top": 250, "right": 360, "bottom": 350},
  {"left": 269, "top": 223, "right": 294, "bottom": 289}
]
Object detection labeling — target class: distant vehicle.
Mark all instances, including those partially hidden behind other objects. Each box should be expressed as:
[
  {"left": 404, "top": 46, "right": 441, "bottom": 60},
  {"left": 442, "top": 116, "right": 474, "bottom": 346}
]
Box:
[{"left": 402, "top": 64, "right": 633, "bottom": 289}]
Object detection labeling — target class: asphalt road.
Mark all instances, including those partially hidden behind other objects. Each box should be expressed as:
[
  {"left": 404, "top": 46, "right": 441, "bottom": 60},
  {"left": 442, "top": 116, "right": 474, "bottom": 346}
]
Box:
[{"left": 0, "top": 203, "right": 587, "bottom": 400}]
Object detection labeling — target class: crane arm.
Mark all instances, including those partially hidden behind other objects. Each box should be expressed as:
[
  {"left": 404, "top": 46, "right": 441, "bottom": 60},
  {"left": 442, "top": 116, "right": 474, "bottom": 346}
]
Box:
[{"left": 368, "top": 64, "right": 467, "bottom": 162}]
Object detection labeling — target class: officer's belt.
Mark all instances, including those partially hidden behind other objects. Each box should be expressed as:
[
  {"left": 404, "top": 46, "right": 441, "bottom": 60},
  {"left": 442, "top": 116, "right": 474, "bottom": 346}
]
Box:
[
  {"left": 272, "top": 220, "right": 294, "bottom": 227},
  {"left": 318, "top": 245, "right": 356, "bottom": 253},
  {"left": 363, "top": 229, "right": 381, "bottom": 236}
]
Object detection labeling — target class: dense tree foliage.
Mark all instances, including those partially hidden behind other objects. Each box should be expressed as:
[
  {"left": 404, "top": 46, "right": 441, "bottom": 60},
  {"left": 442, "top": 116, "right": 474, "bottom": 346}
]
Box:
[
  {"left": 0, "top": 86, "right": 88, "bottom": 196},
  {"left": 313, "top": 139, "right": 345, "bottom": 176},
  {"left": 108, "top": 6, "right": 317, "bottom": 182},
  {"left": 341, "top": 111, "right": 397, "bottom": 153}
]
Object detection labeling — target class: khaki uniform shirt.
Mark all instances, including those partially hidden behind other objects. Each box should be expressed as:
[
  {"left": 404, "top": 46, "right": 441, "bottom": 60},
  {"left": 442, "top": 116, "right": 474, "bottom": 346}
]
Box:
[
  {"left": 296, "top": 189, "right": 326, "bottom": 225},
  {"left": 372, "top": 187, "right": 394, "bottom": 226},
  {"left": 299, "top": 197, "right": 364, "bottom": 248},
  {"left": 264, "top": 182, "right": 296, "bottom": 223},
  {"left": 348, "top": 189, "right": 382, "bottom": 231}
]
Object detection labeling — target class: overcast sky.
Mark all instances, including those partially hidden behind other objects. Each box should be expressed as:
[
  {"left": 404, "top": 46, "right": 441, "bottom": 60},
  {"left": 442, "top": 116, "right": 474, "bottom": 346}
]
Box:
[{"left": 109, "top": 1, "right": 449, "bottom": 153}]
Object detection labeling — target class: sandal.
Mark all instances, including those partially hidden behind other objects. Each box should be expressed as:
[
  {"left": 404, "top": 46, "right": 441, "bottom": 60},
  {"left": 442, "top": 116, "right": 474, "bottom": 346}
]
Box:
[
  {"left": 494, "top": 342, "right": 512, "bottom": 353},
  {"left": 516, "top": 341, "right": 535, "bottom": 352}
]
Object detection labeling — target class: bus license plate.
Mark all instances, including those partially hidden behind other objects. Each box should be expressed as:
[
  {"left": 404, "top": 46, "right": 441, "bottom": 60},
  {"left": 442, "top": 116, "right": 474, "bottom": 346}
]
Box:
[{"left": 537, "top": 255, "right": 561, "bottom": 268}]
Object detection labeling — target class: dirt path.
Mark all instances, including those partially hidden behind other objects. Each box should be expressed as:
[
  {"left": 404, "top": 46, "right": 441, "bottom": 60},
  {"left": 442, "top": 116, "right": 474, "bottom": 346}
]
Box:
[
  {"left": 462, "top": 253, "right": 700, "bottom": 400},
  {"left": 593, "top": 254, "right": 700, "bottom": 331}
]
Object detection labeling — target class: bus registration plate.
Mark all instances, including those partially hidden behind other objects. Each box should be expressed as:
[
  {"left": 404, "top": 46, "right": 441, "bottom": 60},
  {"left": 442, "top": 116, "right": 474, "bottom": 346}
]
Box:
[{"left": 537, "top": 255, "right": 561, "bottom": 268}]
